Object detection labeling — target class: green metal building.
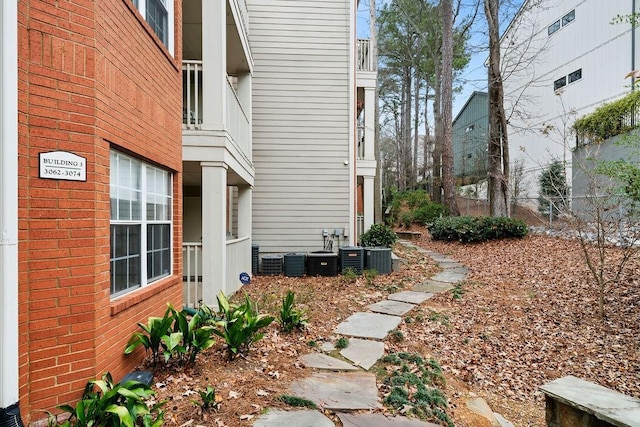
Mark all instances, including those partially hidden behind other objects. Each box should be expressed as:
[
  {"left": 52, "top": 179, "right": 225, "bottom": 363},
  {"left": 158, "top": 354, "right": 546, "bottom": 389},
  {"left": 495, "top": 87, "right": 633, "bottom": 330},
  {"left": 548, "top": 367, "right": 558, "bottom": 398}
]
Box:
[{"left": 452, "top": 91, "right": 488, "bottom": 185}]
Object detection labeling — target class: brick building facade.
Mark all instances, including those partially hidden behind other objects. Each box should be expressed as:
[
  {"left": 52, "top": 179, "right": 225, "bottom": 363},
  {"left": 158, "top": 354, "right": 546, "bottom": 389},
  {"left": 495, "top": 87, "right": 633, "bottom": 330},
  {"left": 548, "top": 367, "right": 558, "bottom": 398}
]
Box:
[{"left": 16, "top": 0, "right": 182, "bottom": 422}]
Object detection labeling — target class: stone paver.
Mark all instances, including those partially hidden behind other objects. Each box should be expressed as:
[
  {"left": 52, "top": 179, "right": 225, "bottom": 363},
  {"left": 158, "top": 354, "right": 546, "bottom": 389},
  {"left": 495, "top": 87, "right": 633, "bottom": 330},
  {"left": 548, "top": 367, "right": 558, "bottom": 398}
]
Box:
[
  {"left": 466, "top": 397, "right": 500, "bottom": 426},
  {"left": 494, "top": 412, "right": 515, "bottom": 427},
  {"left": 437, "top": 261, "right": 464, "bottom": 269},
  {"left": 368, "top": 299, "right": 416, "bottom": 316},
  {"left": 253, "top": 409, "right": 334, "bottom": 427},
  {"left": 300, "top": 353, "right": 359, "bottom": 371},
  {"left": 321, "top": 342, "right": 335, "bottom": 352},
  {"left": 540, "top": 375, "right": 640, "bottom": 427},
  {"left": 334, "top": 312, "right": 402, "bottom": 340},
  {"left": 413, "top": 281, "right": 454, "bottom": 293},
  {"left": 338, "top": 413, "right": 442, "bottom": 427},
  {"left": 289, "top": 371, "right": 379, "bottom": 411},
  {"left": 431, "top": 270, "right": 467, "bottom": 283},
  {"left": 340, "top": 338, "right": 385, "bottom": 370},
  {"left": 387, "top": 290, "right": 433, "bottom": 304}
]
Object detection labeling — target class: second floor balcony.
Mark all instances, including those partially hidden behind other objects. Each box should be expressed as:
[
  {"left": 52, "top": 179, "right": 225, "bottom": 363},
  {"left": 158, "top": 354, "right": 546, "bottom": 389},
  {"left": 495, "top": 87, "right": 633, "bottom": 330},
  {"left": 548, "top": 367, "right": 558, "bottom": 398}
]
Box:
[
  {"left": 183, "top": 60, "right": 251, "bottom": 157},
  {"left": 357, "top": 39, "right": 376, "bottom": 72}
]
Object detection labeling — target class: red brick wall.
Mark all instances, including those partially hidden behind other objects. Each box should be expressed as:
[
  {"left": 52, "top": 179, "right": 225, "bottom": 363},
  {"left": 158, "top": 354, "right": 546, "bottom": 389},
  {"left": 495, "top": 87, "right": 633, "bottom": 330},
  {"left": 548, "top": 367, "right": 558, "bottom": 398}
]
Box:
[{"left": 17, "top": 0, "right": 182, "bottom": 423}]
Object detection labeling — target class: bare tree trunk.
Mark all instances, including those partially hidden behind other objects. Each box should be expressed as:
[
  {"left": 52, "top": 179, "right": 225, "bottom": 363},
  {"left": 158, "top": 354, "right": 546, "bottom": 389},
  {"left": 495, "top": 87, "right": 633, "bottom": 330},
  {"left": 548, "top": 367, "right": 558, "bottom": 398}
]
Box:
[
  {"left": 413, "top": 64, "right": 420, "bottom": 187},
  {"left": 431, "top": 54, "right": 442, "bottom": 203},
  {"left": 484, "top": 0, "right": 510, "bottom": 217},
  {"left": 423, "top": 84, "right": 431, "bottom": 185},
  {"left": 440, "top": 0, "right": 459, "bottom": 215}
]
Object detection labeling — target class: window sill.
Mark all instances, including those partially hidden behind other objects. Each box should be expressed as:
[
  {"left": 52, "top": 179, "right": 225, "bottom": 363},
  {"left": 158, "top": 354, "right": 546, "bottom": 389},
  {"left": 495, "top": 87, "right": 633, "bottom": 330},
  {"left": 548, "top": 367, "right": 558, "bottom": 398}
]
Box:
[{"left": 110, "top": 276, "right": 180, "bottom": 316}]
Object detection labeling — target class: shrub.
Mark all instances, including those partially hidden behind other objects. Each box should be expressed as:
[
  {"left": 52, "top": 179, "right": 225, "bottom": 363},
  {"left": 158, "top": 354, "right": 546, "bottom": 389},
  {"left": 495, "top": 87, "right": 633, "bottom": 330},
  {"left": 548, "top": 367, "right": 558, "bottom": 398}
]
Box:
[
  {"left": 399, "top": 212, "right": 413, "bottom": 228},
  {"left": 412, "top": 203, "right": 448, "bottom": 226},
  {"left": 428, "top": 216, "right": 528, "bottom": 243},
  {"left": 124, "top": 307, "right": 174, "bottom": 366},
  {"left": 360, "top": 223, "right": 398, "bottom": 247}
]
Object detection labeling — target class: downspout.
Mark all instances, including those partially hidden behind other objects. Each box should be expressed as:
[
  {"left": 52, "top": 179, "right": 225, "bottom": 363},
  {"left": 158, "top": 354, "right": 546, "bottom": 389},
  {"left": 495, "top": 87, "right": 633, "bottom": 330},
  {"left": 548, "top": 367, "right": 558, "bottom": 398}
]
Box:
[{"left": 0, "top": 0, "right": 23, "bottom": 426}]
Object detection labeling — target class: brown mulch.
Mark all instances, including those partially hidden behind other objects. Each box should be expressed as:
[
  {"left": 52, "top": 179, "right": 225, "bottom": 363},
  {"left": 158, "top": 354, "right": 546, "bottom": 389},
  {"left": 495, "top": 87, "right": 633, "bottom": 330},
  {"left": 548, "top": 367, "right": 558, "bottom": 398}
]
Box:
[{"left": 147, "top": 228, "right": 640, "bottom": 427}]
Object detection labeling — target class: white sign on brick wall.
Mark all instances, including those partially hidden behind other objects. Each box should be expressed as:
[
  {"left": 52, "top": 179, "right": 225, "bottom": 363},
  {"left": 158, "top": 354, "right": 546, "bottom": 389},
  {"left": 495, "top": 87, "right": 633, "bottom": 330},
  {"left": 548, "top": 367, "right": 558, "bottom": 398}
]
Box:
[{"left": 39, "top": 151, "right": 87, "bottom": 182}]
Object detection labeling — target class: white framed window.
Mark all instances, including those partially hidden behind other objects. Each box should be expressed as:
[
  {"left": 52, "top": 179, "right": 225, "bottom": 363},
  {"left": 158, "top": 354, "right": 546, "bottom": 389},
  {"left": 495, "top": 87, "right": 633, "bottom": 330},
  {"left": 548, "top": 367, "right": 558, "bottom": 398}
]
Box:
[
  {"left": 554, "top": 76, "right": 567, "bottom": 91},
  {"left": 132, "top": 0, "right": 175, "bottom": 55},
  {"left": 110, "top": 150, "right": 172, "bottom": 297},
  {"left": 562, "top": 10, "right": 575, "bottom": 27},
  {"left": 548, "top": 20, "right": 560, "bottom": 35},
  {"left": 568, "top": 68, "right": 582, "bottom": 84}
]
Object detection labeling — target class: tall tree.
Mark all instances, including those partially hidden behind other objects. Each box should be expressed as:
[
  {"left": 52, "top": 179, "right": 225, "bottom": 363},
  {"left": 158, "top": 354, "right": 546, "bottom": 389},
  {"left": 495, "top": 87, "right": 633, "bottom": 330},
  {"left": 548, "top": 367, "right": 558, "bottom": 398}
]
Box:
[
  {"left": 484, "top": 0, "right": 510, "bottom": 217},
  {"left": 440, "top": 0, "right": 459, "bottom": 215}
]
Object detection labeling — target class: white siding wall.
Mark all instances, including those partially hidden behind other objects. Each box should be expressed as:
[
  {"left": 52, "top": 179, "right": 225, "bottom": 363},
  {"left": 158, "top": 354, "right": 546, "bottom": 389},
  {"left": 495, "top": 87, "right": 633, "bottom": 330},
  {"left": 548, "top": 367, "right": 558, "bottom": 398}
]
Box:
[
  {"left": 248, "top": 0, "right": 354, "bottom": 254},
  {"left": 502, "top": 0, "right": 638, "bottom": 202}
]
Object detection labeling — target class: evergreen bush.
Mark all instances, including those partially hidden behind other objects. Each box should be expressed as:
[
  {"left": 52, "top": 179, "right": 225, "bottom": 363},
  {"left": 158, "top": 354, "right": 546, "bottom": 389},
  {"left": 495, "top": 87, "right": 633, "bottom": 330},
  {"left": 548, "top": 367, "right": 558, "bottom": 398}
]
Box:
[
  {"left": 360, "top": 223, "right": 398, "bottom": 247},
  {"left": 428, "top": 216, "right": 528, "bottom": 243}
]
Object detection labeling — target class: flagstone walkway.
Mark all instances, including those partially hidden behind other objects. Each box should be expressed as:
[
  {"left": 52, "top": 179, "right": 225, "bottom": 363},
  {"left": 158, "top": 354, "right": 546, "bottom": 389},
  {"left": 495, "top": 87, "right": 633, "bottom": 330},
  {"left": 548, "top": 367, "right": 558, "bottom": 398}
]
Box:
[{"left": 253, "top": 242, "right": 512, "bottom": 427}]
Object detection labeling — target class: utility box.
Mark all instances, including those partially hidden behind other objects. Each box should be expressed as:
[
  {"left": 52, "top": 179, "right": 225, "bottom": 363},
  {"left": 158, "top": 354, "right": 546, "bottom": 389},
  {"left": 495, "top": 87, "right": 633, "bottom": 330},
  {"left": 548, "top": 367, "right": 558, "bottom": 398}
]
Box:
[
  {"left": 365, "top": 247, "right": 392, "bottom": 275},
  {"left": 261, "top": 254, "right": 283, "bottom": 276},
  {"left": 339, "top": 246, "right": 364, "bottom": 274},
  {"left": 284, "top": 253, "right": 306, "bottom": 277},
  {"left": 251, "top": 244, "right": 259, "bottom": 275},
  {"left": 306, "top": 251, "right": 338, "bottom": 277}
]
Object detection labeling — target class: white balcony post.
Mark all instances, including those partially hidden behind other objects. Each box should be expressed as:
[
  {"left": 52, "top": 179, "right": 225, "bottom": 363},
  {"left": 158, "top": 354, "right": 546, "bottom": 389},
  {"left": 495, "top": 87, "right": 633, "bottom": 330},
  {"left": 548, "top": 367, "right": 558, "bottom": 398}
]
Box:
[
  {"left": 363, "top": 176, "right": 375, "bottom": 232},
  {"left": 364, "top": 87, "right": 375, "bottom": 160},
  {"left": 237, "top": 185, "right": 252, "bottom": 239},
  {"left": 0, "top": 0, "right": 20, "bottom": 415},
  {"left": 201, "top": 0, "right": 226, "bottom": 129},
  {"left": 201, "top": 162, "right": 227, "bottom": 304}
]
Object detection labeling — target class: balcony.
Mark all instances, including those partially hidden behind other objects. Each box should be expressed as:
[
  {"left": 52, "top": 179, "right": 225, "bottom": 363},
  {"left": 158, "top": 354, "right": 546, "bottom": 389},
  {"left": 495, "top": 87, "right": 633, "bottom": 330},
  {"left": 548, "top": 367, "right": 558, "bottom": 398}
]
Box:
[
  {"left": 182, "top": 60, "right": 251, "bottom": 157},
  {"left": 182, "top": 236, "right": 251, "bottom": 308},
  {"left": 357, "top": 39, "right": 375, "bottom": 72}
]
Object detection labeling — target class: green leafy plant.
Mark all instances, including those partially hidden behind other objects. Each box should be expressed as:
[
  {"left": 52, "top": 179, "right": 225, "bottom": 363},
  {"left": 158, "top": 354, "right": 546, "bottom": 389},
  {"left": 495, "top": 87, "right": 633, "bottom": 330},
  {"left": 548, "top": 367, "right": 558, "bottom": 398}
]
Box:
[
  {"left": 363, "top": 269, "right": 378, "bottom": 286},
  {"left": 169, "top": 306, "right": 216, "bottom": 364},
  {"left": 573, "top": 89, "right": 640, "bottom": 145},
  {"left": 538, "top": 160, "right": 569, "bottom": 217},
  {"left": 411, "top": 203, "right": 448, "bottom": 226},
  {"left": 193, "top": 386, "right": 220, "bottom": 411},
  {"left": 360, "top": 223, "right": 398, "bottom": 247},
  {"left": 51, "top": 372, "right": 164, "bottom": 427},
  {"left": 276, "top": 395, "right": 317, "bottom": 409},
  {"left": 379, "top": 353, "right": 451, "bottom": 426},
  {"left": 279, "top": 290, "right": 308, "bottom": 333},
  {"left": 428, "top": 216, "right": 528, "bottom": 243},
  {"left": 399, "top": 211, "right": 413, "bottom": 228},
  {"left": 335, "top": 337, "right": 349, "bottom": 349},
  {"left": 340, "top": 267, "right": 359, "bottom": 283},
  {"left": 389, "top": 329, "right": 404, "bottom": 342},
  {"left": 214, "top": 291, "right": 275, "bottom": 360},
  {"left": 452, "top": 283, "right": 465, "bottom": 300},
  {"left": 124, "top": 307, "right": 174, "bottom": 365}
]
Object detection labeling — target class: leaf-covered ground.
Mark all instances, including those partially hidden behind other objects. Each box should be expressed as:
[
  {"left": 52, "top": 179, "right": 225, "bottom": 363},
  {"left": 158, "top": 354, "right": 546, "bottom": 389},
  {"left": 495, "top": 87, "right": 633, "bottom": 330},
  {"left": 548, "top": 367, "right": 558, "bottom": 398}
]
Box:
[{"left": 147, "top": 229, "right": 640, "bottom": 426}]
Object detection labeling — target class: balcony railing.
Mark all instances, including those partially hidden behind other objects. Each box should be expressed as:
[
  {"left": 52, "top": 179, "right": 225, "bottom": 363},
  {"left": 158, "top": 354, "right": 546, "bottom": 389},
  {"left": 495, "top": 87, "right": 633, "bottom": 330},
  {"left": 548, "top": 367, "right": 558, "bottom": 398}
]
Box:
[
  {"left": 226, "top": 76, "right": 251, "bottom": 157},
  {"left": 357, "top": 124, "right": 365, "bottom": 159},
  {"left": 182, "top": 242, "right": 202, "bottom": 308},
  {"left": 226, "top": 236, "right": 251, "bottom": 295},
  {"left": 183, "top": 60, "right": 202, "bottom": 130},
  {"left": 182, "top": 61, "right": 251, "bottom": 157},
  {"left": 357, "top": 39, "right": 376, "bottom": 72}
]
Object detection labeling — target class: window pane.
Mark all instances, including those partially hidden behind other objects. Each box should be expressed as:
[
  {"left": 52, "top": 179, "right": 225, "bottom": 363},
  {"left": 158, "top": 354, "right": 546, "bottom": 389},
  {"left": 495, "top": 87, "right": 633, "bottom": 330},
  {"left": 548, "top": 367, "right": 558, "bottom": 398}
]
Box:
[
  {"left": 147, "top": 224, "right": 170, "bottom": 281},
  {"left": 568, "top": 69, "right": 582, "bottom": 83},
  {"left": 554, "top": 76, "right": 566, "bottom": 90},
  {"left": 562, "top": 10, "right": 575, "bottom": 26},
  {"left": 147, "top": 0, "right": 168, "bottom": 45},
  {"left": 548, "top": 20, "right": 560, "bottom": 35}
]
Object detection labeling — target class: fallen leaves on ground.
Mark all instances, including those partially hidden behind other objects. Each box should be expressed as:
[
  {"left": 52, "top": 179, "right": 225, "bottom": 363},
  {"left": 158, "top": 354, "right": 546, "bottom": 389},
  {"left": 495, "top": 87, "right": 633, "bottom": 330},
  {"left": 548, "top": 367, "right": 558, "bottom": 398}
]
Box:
[{"left": 148, "top": 228, "right": 639, "bottom": 427}]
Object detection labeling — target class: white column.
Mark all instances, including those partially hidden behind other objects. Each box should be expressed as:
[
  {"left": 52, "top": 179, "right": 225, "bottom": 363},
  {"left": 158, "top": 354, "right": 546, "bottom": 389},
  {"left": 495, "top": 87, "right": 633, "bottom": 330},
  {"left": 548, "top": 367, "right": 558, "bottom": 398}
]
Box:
[
  {"left": 237, "top": 185, "right": 252, "bottom": 239},
  {"left": 201, "top": 0, "right": 226, "bottom": 130},
  {"left": 363, "top": 176, "right": 375, "bottom": 232},
  {"left": 0, "top": 0, "right": 19, "bottom": 412},
  {"left": 364, "top": 87, "right": 375, "bottom": 160},
  {"left": 201, "top": 162, "right": 227, "bottom": 306}
]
